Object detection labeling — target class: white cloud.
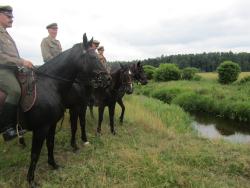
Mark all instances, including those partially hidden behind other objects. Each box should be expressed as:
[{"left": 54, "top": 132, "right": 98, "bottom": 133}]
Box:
[{"left": 1, "top": 0, "right": 250, "bottom": 64}]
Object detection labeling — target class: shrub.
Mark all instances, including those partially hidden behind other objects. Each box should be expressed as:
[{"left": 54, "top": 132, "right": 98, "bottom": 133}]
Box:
[
  {"left": 151, "top": 88, "right": 182, "bottom": 103},
  {"left": 192, "top": 74, "right": 202, "bottom": 81},
  {"left": 153, "top": 64, "right": 181, "bottom": 82},
  {"left": 182, "top": 67, "right": 199, "bottom": 80},
  {"left": 143, "top": 65, "right": 156, "bottom": 80},
  {"left": 217, "top": 61, "right": 241, "bottom": 84}
]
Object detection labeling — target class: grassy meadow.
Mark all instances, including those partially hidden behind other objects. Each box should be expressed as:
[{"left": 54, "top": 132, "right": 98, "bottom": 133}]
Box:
[
  {"left": 136, "top": 72, "right": 250, "bottom": 122},
  {"left": 0, "top": 95, "right": 250, "bottom": 187},
  {"left": 197, "top": 72, "right": 250, "bottom": 80}
]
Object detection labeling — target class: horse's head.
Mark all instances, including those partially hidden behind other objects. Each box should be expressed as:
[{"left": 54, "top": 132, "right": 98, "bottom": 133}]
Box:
[
  {"left": 75, "top": 33, "right": 111, "bottom": 88},
  {"left": 119, "top": 64, "right": 133, "bottom": 94},
  {"left": 131, "top": 61, "right": 148, "bottom": 85}
]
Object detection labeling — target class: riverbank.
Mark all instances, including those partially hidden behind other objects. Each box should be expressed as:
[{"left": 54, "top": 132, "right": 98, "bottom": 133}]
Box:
[{"left": 135, "top": 72, "right": 250, "bottom": 123}]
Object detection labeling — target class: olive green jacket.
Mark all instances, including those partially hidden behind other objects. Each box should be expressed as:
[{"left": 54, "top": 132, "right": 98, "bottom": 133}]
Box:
[
  {"left": 0, "top": 26, "right": 23, "bottom": 66},
  {"left": 41, "top": 36, "right": 62, "bottom": 62}
]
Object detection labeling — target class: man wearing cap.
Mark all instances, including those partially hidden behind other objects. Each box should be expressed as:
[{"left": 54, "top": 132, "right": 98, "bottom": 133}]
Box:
[
  {"left": 0, "top": 5, "right": 34, "bottom": 140},
  {"left": 41, "top": 23, "right": 62, "bottom": 63},
  {"left": 91, "top": 39, "right": 100, "bottom": 51},
  {"left": 97, "top": 46, "right": 110, "bottom": 72}
]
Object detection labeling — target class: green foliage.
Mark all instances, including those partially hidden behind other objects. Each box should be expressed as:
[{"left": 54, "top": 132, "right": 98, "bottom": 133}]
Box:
[
  {"left": 182, "top": 67, "right": 199, "bottom": 80},
  {"left": 192, "top": 74, "right": 202, "bottom": 81},
  {"left": 135, "top": 73, "right": 250, "bottom": 122},
  {"left": 217, "top": 61, "right": 241, "bottom": 84},
  {"left": 151, "top": 88, "right": 182, "bottom": 104},
  {"left": 154, "top": 64, "right": 181, "bottom": 81},
  {"left": 143, "top": 65, "right": 156, "bottom": 80}
]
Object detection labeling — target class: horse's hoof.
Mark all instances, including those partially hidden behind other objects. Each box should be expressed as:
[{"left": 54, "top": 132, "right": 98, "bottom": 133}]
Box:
[
  {"left": 111, "top": 131, "right": 116, "bottom": 135},
  {"left": 48, "top": 161, "right": 60, "bottom": 170},
  {"left": 84, "top": 141, "right": 90, "bottom": 145},
  {"left": 29, "top": 180, "right": 39, "bottom": 188}
]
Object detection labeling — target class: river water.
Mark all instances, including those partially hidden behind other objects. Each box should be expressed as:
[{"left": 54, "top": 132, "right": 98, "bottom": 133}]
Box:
[{"left": 191, "top": 112, "right": 250, "bottom": 143}]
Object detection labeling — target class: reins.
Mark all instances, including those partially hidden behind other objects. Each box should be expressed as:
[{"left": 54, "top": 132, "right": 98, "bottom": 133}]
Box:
[{"left": 0, "top": 64, "right": 80, "bottom": 84}]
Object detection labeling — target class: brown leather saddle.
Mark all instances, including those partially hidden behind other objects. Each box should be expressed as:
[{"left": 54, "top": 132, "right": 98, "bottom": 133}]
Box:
[{"left": 16, "top": 67, "right": 36, "bottom": 112}]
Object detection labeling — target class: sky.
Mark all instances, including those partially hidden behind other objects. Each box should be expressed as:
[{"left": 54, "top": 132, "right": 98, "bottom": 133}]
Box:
[{"left": 1, "top": 0, "right": 250, "bottom": 65}]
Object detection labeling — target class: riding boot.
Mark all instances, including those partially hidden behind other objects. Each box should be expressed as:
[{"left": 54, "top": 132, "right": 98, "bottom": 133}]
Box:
[{"left": 0, "top": 103, "right": 25, "bottom": 141}]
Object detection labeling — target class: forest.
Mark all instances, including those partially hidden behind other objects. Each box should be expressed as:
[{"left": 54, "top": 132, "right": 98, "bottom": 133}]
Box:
[{"left": 112, "top": 51, "right": 250, "bottom": 71}]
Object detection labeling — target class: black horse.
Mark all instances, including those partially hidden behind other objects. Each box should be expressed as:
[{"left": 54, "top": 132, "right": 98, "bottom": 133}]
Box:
[
  {"left": 1, "top": 33, "right": 110, "bottom": 185},
  {"left": 67, "top": 64, "right": 133, "bottom": 151},
  {"left": 89, "top": 61, "right": 147, "bottom": 122},
  {"left": 94, "top": 64, "right": 133, "bottom": 135},
  {"left": 116, "top": 61, "right": 148, "bottom": 123},
  {"left": 63, "top": 72, "right": 110, "bottom": 151}
]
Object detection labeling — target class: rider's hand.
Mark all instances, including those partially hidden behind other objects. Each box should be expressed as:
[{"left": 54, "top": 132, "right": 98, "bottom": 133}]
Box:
[{"left": 22, "top": 60, "right": 34, "bottom": 69}]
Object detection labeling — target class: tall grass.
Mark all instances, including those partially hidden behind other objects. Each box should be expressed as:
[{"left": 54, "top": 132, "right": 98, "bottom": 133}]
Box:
[{"left": 0, "top": 95, "right": 250, "bottom": 187}]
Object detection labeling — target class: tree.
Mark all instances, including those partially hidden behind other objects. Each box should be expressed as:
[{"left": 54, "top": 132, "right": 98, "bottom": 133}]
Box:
[{"left": 217, "top": 61, "right": 241, "bottom": 84}]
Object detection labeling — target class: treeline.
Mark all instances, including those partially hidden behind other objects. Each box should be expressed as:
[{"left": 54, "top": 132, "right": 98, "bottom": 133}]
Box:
[{"left": 110, "top": 51, "right": 250, "bottom": 72}]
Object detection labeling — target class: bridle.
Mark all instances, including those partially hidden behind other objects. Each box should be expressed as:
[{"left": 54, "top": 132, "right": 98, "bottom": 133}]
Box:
[{"left": 118, "top": 68, "right": 133, "bottom": 95}]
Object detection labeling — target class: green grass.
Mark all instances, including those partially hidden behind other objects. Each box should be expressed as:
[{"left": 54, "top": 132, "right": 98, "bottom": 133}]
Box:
[
  {"left": 197, "top": 72, "right": 250, "bottom": 80},
  {"left": 0, "top": 95, "right": 250, "bottom": 187},
  {"left": 136, "top": 72, "right": 250, "bottom": 122}
]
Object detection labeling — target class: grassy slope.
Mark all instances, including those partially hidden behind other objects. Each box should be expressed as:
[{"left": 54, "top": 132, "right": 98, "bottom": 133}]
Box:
[{"left": 0, "top": 95, "right": 250, "bottom": 187}]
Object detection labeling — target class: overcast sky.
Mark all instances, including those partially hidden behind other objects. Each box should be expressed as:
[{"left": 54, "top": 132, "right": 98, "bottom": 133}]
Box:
[{"left": 2, "top": 0, "right": 250, "bottom": 65}]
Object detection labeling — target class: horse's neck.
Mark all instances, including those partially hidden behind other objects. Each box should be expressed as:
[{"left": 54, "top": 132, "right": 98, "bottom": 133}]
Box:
[
  {"left": 111, "top": 70, "right": 122, "bottom": 90},
  {"left": 130, "top": 64, "right": 136, "bottom": 76},
  {"left": 37, "top": 51, "right": 79, "bottom": 91}
]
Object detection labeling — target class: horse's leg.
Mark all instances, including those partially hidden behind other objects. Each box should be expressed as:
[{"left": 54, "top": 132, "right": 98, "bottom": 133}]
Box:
[
  {"left": 27, "top": 129, "right": 46, "bottom": 184},
  {"left": 46, "top": 123, "right": 59, "bottom": 169},
  {"left": 69, "top": 108, "right": 78, "bottom": 151},
  {"left": 109, "top": 103, "right": 116, "bottom": 135},
  {"left": 80, "top": 105, "right": 89, "bottom": 145},
  {"left": 97, "top": 105, "right": 105, "bottom": 134},
  {"left": 117, "top": 98, "right": 125, "bottom": 124}
]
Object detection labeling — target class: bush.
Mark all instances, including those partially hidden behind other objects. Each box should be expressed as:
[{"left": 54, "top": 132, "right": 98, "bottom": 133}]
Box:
[
  {"left": 153, "top": 64, "right": 181, "bottom": 82},
  {"left": 143, "top": 65, "right": 156, "bottom": 80},
  {"left": 217, "top": 61, "right": 241, "bottom": 84},
  {"left": 182, "top": 67, "right": 199, "bottom": 80},
  {"left": 192, "top": 74, "right": 202, "bottom": 81},
  {"left": 151, "top": 88, "right": 182, "bottom": 104}
]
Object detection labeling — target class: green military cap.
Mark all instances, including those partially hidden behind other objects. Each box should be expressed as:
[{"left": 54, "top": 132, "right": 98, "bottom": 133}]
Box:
[
  {"left": 0, "top": 5, "right": 13, "bottom": 18},
  {"left": 93, "top": 39, "right": 100, "bottom": 44},
  {"left": 97, "top": 46, "right": 104, "bottom": 51},
  {"left": 46, "top": 23, "right": 58, "bottom": 29}
]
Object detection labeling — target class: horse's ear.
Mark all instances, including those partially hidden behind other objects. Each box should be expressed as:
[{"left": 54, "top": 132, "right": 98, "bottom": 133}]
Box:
[
  {"left": 87, "top": 37, "right": 93, "bottom": 48},
  {"left": 119, "top": 63, "right": 124, "bottom": 69},
  {"left": 83, "top": 33, "right": 88, "bottom": 49}
]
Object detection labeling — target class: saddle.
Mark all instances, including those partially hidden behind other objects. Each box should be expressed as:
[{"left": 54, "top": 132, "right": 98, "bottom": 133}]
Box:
[{"left": 16, "top": 67, "right": 36, "bottom": 112}]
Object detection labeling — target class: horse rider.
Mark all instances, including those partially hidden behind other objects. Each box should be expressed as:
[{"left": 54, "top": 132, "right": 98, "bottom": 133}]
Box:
[
  {"left": 0, "top": 5, "right": 34, "bottom": 140},
  {"left": 97, "top": 46, "right": 110, "bottom": 73},
  {"left": 91, "top": 39, "right": 100, "bottom": 51},
  {"left": 41, "top": 23, "right": 62, "bottom": 63}
]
